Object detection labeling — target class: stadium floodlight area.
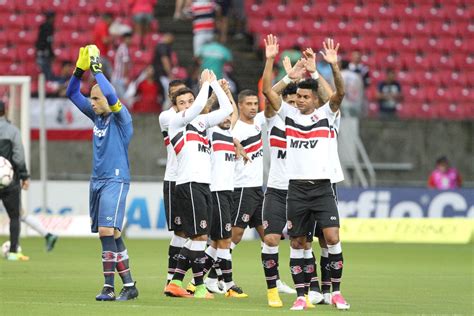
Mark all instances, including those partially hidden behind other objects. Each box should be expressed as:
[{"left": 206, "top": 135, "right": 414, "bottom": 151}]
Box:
[{"left": 0, "top": 76, "right": 31, "bottom": 213}]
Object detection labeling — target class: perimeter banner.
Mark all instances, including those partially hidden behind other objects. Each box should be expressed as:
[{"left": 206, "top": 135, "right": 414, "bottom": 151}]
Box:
[{"left": 0, "top": 182, "right": 472, "bottom": 242}]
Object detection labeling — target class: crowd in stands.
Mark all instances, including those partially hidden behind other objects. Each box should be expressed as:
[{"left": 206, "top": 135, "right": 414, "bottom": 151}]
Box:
[{"left": 0, "top": 0, "right": 471, "bottom": 119}]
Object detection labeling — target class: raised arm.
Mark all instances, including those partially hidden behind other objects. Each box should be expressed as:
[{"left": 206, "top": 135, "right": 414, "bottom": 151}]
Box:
[
  {"left": 204, "top": 79, "right": 233, "bottom": 127},
  {"left": 262, "top": 34, "right": 283, "bottom": 115},
  {"left": 320, "top": 39, "right": 345, "bottom": 112},
  {"left": 302, "top": 48, "right": 334, "bottom": 104},
  {"left": 66, "top": 47, "right": 94, "bottom": 120},
  {"left": 170, "top": 70, "right": 213, "bottom": 129}
]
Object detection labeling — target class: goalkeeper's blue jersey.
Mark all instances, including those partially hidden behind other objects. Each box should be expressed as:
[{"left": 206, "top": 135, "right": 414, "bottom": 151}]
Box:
[
  {"left": 90, "top": 108, "right": 133, "bottom": 182},
  {"left": 67, "top": 75, "right": 133, "bottom": 183}
]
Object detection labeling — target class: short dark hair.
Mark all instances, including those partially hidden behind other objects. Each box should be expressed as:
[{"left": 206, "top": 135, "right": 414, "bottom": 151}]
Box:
[
  {"left": 297, "top": 78, "right": 319, "bottom": 95},
  {"left": 169, "top": 79, "right": 186, "bottom": 91},
  {"left": 436, "top": 156, "right": 448, "bottom": 165},
  {"left": 172, "top": 87, "right": 195, "bottom": 105},
  {"left": 282, "top": 82, "right": 297, "bottom": 98},
  {"left": 238, "top": 89, "right": 258, "bottom": 103}
]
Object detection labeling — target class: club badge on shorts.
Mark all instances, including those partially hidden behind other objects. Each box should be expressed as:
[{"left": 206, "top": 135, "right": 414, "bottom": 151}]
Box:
[
  {"left": 287, "top": 220, "right": 293, "bottom": 230},
  {"left": 174, "top": 216, "right": 182, "bottom": 225},
  {"left": 200, "top": 220, "right": 207, "bottom": 229},
  {"left": 225, "top": 223, "right": 232, "bottom": 231},
  {"left": 241, "top": 214, "right": 250, "bottom": 222}
]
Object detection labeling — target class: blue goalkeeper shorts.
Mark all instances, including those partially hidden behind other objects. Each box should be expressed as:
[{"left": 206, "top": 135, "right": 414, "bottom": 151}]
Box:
[{"left": 89, "top": 180, "right": 130, "bottom": 233}]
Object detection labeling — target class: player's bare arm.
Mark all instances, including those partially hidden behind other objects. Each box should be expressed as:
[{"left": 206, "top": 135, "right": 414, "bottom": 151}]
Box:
[
  {"left": 262, "top": 34, "right": 283, "bottom": 115},
  {"left": 320, "top": 39, "right": 345, "bottom": 112},
  {"left": 218, "top": 79, "right": 239, "bottom": 128},
  {"left": 233, "top": 138, "right": 251, "bottom": 164},
  {"left": 302, "top": 48, "right": 334, "bottom": 104}
]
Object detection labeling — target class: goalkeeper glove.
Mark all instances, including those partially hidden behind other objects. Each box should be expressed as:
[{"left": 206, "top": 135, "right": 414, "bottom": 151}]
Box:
[
  {"left": 73, "top": 47, "right": 89, "bottom": 78},
  {"left": 87, "top": 45, "right": 103, "bottom": 75}
]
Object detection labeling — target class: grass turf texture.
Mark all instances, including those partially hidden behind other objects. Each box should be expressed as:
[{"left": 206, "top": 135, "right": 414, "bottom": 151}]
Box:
[{"left": 0, "top": 238, "right": 471, "bottom": 315}]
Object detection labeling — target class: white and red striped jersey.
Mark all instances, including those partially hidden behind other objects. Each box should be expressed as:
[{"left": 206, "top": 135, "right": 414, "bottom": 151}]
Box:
[
  {"left": 232, "top": 112, "right": 265, "bottom": 188},
  {"left": 277, "top": 101, "right": 337, "bottom": 180},
  {"left": 266, "top": 115, "right": 289, "bottom": 190},
  {"left": 169, "top": 81, "right": 233, "bottom": 185},
  {"left": 330, "top": 112, "right": 344, "bottom": 184},
  {"left": 209, "top": 126, "right": 235, "bottom": 192},
  {"left": 159, "top": 107, "right": 178, "bottom": 181},
  {"left": 192, "top": 1, "right": 215, "bottom": 33}
]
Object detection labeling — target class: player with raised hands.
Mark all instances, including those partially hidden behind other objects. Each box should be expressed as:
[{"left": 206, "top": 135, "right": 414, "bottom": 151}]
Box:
[
  {"left": 66, "top": 45, "right": 138, "bottom": 301},
  {"left": 164, "top": 69, "right": 234, "bottom": 299},
  {"left": 263, "top": 36, "right": 349, "bottom": 310}
]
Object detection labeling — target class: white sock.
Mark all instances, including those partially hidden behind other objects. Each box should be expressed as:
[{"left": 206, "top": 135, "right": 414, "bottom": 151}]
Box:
[{"left": 21, "top": 215, "right": 48, "bottom": 237}]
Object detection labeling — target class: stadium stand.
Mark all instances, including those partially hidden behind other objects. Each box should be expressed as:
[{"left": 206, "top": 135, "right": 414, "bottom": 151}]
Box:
[
  {"left": 0, "top": 0, "right": 158, "bottom": 97},
  {"left": 246, "top": 0, "right": 473, "bottom": 119}
]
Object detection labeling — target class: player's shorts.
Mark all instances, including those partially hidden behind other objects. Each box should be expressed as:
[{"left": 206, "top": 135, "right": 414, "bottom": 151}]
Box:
[
  {"left": 287, "top": 180, "right": 339, "bottom": 238},
  {"left": 231, "top": 186, "right": 263, "bottom": 229},
  {"left": 175, "top": 182, "right": 213, "bottom": 237},
  {"left": 163, "top": 180, "right": 183, "bottom": 231},
  {"left": 307, "top": 183, "right": 338, "bottom": 242},
  {"left": 89, "top": 180, "right": 130, "bottom": 233},
  {"left": 216, "top": 0, "right": 232, "bottom": 16},
  {"left": 210, "top": 190, "right": 233, "bottom": 240},
  {"left": 262, "top": 187, "right": 288, "bottom": 235}
]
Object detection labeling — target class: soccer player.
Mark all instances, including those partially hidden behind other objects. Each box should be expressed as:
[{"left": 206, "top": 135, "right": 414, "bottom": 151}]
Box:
[
  {"left": 66, "top": 45, "right": 138, "bottom": 301},
  {"left": 0, "top": 100, "right": 30, "bottom": 261},
  {"left": 21, "top": 212, "right": 58, "bottom": 251},
  {"left": 164, "top": 69, "right": 233, "bottom": 299},
  {"left": 261, "top": 34, "right": 334, "bottom": 308},
  {"left": 263, "top": 37, "right": 350, "bottom": 310},
  {"left": 159, "top": 79, "right": 188, "bottom": 287},
  {"left": 203, "top": 81, "right": 248, "bottom": 297}
]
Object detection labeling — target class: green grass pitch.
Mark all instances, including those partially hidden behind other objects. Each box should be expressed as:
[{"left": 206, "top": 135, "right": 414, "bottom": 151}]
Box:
[{"left": 0, "top": 238, "right": 472, "bottom": 315}]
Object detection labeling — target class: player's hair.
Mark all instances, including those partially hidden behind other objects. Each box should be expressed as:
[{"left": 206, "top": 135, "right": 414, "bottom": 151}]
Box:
[
  {"left": 168, "top": 79, "right": 187, "bottom": 93},
  {"left": 297, "top": 78, "right": 319, "bottom": 96},
  {"left": 210, "top": 100, "right": 220, "bottom": 112},
  {"left": 237, "top": 89, "right": 258, "bottom": 103},
  {"left": 282, "top": 82, "right": 297, "bottom": 98},
  {"left": 172, "top": 87, "right": 195, "bottom": 105}
]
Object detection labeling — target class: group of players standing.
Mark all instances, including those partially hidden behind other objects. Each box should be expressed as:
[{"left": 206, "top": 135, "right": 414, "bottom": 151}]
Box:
[
  {"left": 66, "top": 33, "right": 349, "bottom": 310},
  {"left": 159, "top": 35, "right": 350, "bottom": 311}
]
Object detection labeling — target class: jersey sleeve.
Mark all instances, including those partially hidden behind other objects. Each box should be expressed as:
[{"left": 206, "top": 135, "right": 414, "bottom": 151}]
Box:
[
  {"left": 65, "top": 75, "right": 95, "bottom": 121},
  {"left": 277, "top": 100, "right": 297, "bottom": 121},
  {"left": 113, "top": 102, "right": 133, "bottom": 125},
  {"left": 317, "top": 101, "right": 338, "bottom": 121},
  {"left": 202, "top": 80, "right": 233, "bottom": 128},
  {"left": 159, "top": 109, "right": 173, "bottom": 131},
  {"left": 169, "top": 82, "right": 210, "bottom": 130}
]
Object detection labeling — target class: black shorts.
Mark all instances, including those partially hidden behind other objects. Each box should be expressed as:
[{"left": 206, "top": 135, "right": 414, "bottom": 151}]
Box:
[
  {"left": 307, "top": 184, "right": 338, "bottom": 242},
  {"left": 210, "top": 191, "right": 233, "bottom": 240},
  {"left": 262, "top": 187, "right": 287, "bottom": 235},
  {"left": 231, "top": 186, "right": 263, "bottom": 229},
  {"left": 163, "top": 181, "right": 181, "bottom": 231},
  {"left": 175, "top": 182, "right": 213, "bottom": 237},
  {"left": 287, "top": 180, "right": 339, "bottom": 238}
]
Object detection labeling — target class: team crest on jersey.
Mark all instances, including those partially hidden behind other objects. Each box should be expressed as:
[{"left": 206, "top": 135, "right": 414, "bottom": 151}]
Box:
[
  {"left": 200, "top": 220, "right": 207, "bottom": 229},
  {"left": 311, "top": 114, "right": 319, "bottom": 122},
  {"left": 287, "top": 220, "right": 293, "bottom": 230},
  {"left": 174, "top": 216, "right": 182, "bottom": 225},
  {"left": 198, "top": 121, "right": 205, "bottom": 129},
  {"left": 255, "top": 125, "right": 261, "bottom": 132},
  {"left": 263, "top": 220, "right": 268, "bottom": 229},
  {"left": 241, "top": 214, "right": 250, "bottom": 222},
  {"left": 225, "top": 223, "right": 232, "bottom": 231}
]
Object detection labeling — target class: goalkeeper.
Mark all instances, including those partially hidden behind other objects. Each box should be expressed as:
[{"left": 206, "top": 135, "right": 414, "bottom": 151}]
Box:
[{"left": 66, "top": 45, "right": 138, "bottom": 301}]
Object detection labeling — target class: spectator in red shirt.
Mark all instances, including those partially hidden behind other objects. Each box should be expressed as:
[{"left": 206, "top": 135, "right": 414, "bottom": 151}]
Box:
[
  {"left": 129, "top": 0, "right": 156, "bottom": 49},
  {"left": 133, "top": 66, "right": 161, "bottom": 113},
  {"left": 93, "top": 13, "right": 114, "bottom": 78}
]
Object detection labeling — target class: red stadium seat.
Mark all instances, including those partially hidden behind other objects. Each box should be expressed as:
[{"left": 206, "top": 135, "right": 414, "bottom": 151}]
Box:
[{"left": 0, "top": 47, "right": 17, "bottom": 62}]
